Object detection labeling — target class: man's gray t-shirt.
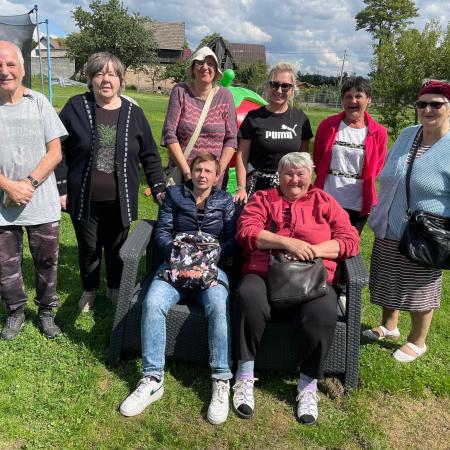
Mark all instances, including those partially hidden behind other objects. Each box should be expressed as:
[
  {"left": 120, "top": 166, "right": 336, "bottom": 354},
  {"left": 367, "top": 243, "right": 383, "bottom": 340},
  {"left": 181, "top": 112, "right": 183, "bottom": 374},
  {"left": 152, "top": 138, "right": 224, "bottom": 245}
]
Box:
[{"left": 0, "top": 89, "right": 67, "bottom": 226}]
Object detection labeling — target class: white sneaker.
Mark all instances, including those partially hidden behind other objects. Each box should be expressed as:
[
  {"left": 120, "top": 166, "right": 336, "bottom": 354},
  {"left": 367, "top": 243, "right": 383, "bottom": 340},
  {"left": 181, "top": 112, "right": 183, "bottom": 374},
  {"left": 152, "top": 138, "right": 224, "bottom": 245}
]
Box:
[
  {"left": 207, "top": 380, "right": 230, "bottom": 425},
  {"left": 106, "top": 287, "right": 119, "bottom": 305},
  {"left": 120, "top": 376, "right": 164, "bottom": 417},
  {"left": 232, "top": 378, "right": 257, "bottom": 419},
  {"left": 78, "top": 290, "right": 96, "bottom": 312},
  {"left": 296, "top": 389, "right": 319, "bottom": 425}
]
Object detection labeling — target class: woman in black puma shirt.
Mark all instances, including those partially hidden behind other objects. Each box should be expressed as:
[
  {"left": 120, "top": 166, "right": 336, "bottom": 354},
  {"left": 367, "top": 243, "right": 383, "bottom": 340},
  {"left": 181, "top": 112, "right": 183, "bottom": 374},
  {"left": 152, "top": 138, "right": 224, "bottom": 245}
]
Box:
[{"left": 234, "top": 62, "right": 313, "bottom": 203}]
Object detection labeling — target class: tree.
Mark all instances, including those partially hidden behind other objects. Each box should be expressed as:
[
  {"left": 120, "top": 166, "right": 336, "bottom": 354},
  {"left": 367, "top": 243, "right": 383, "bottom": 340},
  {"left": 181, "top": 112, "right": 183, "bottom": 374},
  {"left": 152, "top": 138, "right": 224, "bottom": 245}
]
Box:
[
  {"left": 234, "top": 59, "right": 268, "bottom": 94},
  {"left": 66, "top": 0, "right": 157, "bottom": 70},
  {"left": 355, "top": 0, "right": 419, "bottom": 46},
  {"left": 297, "top": 72, "right": 343, "bottom": 86},
  {"left": 196, "top": 33, "right": 226, "bottom": 51},
  {"left": 164, "top": 58, "right": 190, "bottom": 83},
  {"left": 371, "top": 20, "right": 450, "bottom": 137},
  {"left": 148, "top": 65, "right": 167, "bottom": 92}
]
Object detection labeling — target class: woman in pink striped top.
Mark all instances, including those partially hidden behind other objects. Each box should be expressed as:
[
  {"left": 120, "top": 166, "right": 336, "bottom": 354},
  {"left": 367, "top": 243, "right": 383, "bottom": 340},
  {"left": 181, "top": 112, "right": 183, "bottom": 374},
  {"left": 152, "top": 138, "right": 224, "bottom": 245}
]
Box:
[{"left": 161, "top": 47, "right": 238, "bottom": 188}]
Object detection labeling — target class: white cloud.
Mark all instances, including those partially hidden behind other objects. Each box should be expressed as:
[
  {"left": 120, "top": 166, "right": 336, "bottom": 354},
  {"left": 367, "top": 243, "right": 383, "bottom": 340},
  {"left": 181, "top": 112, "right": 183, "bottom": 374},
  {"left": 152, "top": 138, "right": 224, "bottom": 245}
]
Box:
[
  {"left": 1, "top": 0, "right": 448, "bottom": 76},
  {"left": 239, "top": 0, "right": 254, "bottom": 11},
  {"left": 234, "top": 21, "right": 271, "bottom": 43}
]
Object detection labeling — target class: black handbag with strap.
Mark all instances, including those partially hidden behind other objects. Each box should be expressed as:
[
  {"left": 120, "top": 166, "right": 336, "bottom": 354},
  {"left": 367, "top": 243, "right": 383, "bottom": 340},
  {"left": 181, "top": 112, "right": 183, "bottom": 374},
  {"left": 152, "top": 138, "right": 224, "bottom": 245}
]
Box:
[
  {"left": 268, "top": 253, "right": 329, "bottom": 308},
  {"left": 398, "top": 130, "right": 450, "bottom": 269},
  {"left": 264, "top": 193, "right": 330, "bottom": 308}
]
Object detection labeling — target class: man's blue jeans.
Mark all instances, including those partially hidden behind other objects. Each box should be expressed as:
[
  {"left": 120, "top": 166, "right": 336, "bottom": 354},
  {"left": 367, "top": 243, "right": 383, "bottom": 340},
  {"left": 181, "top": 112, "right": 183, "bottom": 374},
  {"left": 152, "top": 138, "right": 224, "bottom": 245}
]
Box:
[{"left": 141, "top": 264, "right": 232, "bottom": 380}]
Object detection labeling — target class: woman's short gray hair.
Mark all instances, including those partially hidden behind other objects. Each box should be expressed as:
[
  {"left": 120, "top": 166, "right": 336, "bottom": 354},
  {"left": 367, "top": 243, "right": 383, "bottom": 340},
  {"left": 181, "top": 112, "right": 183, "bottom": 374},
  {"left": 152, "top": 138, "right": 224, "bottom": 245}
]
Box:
[
  {"left": 85, "top": 52, "right": 125, "bottom": 93},
  {"left": 278, "top": 152, "right": 314, "bottom": 174}
]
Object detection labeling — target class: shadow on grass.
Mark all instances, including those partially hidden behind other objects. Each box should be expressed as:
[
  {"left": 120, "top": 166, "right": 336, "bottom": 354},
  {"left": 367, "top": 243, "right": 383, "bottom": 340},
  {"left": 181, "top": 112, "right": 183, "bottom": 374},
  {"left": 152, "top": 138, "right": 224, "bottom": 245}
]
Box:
[
  {"left": 15, "top": 242, "right": 119, "bottom": 365},
  {"left": 360, "top": 322, "right": 402, "bottom": 351}
]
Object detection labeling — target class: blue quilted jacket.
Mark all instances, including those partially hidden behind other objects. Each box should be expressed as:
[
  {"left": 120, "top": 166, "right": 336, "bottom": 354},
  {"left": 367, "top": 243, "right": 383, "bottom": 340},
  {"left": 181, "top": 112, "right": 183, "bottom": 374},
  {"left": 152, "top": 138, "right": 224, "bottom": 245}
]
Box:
[{"left": 155, "top": 181, "right": 237, "bottom": 262}]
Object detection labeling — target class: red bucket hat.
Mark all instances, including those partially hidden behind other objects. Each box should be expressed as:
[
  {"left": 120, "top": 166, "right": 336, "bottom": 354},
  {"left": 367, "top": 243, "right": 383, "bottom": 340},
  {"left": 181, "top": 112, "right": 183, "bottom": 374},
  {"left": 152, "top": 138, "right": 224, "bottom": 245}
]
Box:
[{"left": 418, "top": 80, "right": 450, "bottom": 101}]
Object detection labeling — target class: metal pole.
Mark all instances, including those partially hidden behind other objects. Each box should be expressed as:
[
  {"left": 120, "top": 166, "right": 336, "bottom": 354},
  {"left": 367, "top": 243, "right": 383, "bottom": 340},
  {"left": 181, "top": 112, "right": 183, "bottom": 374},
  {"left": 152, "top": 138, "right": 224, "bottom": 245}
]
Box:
[
  {"left": 45, "top": 19, "right": 52, "bottom": 104},
  {"left": 339, "top": 49, "right": 347, "bottom": 87},
  {"left": 34, "top": 5, "right": 45, "bottom": 93}
]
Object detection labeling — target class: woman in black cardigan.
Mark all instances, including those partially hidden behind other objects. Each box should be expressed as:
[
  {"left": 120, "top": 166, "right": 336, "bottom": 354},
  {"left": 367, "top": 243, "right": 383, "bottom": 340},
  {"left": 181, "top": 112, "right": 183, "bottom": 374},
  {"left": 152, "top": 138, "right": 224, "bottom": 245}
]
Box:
[{"left": 56, "top": 52, "right": 165, "bottom": 311}]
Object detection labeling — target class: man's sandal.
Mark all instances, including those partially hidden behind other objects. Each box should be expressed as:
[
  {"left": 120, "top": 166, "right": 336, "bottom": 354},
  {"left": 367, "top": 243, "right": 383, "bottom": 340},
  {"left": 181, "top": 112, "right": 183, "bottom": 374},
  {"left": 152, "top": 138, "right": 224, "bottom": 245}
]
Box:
[
  {"left": 393, "top": 342, "right": 427, "bottom": 363},
  {"left": 362, "top": 325, "right": 400, "bottom": 341}
]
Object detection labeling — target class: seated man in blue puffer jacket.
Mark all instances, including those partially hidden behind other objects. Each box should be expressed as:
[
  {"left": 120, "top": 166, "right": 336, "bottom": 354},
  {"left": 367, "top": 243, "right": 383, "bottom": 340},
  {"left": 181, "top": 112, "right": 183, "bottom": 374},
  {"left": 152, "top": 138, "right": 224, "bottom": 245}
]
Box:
[{"left": 119, "top": 152, "right": 236, "bottom": 425}]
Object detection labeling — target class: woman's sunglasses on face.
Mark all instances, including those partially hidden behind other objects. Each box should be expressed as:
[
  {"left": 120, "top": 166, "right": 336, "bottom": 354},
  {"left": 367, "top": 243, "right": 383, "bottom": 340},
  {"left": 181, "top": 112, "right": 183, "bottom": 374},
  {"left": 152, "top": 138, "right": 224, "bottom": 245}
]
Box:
[
  {"left": 269, "top": 81, "right": 293, "bottom": 92},
  {"left": 193, "top": 60, "right": 216, "bottom": 69},
  {"left": 415, "top": 100, "right": 450, "bottom": 109}
]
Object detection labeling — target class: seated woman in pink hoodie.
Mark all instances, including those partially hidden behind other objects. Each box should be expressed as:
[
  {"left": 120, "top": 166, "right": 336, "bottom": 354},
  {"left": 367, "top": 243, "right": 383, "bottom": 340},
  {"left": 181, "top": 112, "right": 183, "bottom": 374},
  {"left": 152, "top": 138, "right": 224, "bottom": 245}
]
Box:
[{"left": 232, "top": 152, "right": 359, "bottom": 425}]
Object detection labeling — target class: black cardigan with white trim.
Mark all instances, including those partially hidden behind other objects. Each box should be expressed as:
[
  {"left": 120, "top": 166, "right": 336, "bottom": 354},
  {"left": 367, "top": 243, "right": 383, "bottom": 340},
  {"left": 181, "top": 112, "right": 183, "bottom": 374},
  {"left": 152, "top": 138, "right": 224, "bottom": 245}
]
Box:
[{"left": 55, "top": 92, "right": 165, "bottom": 227}]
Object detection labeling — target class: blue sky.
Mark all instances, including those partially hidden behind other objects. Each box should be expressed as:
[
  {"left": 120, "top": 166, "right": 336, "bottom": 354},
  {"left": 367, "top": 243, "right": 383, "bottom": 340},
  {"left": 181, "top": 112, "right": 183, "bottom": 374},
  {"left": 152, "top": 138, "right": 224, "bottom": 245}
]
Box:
[{"left": 1, "top": 0, "right": 449, "bottom": 75}]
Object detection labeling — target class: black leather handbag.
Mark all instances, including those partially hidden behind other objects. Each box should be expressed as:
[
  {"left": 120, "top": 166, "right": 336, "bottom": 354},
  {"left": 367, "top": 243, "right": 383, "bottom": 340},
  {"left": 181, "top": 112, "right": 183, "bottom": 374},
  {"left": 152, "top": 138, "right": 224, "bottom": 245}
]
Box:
[
  {"left": 399, "top": 210, "right": 450, "bottom": 269},
  {"left": 398, "top": 133, "right": 450, "bottom": 269},
  {"left": 268, "top": 253, "right": 330, "bottom": 308}
]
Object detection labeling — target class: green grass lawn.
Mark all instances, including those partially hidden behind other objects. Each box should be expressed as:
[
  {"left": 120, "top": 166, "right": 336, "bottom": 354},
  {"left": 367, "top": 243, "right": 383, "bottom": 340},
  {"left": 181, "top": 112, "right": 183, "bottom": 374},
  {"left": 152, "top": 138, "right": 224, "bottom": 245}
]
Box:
[{"left": 0, "top": 85, "right": 449, "bottom": 449}]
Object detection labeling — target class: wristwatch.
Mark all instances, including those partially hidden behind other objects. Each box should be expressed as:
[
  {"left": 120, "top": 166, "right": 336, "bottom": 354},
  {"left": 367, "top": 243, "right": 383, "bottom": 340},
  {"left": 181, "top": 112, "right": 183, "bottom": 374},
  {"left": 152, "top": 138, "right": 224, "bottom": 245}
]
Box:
[{"left": 26, "top": 175, "right": 40, "bottom": 189}]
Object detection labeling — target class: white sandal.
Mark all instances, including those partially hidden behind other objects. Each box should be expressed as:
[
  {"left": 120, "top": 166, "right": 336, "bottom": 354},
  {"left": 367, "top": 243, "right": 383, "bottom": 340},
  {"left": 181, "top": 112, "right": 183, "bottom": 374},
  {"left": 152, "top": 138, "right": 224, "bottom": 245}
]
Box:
[
  {"left": 393, "top": 342, "right": 427, "bottom": 363},
  {"left": 362, "top": 325, "right": 400, "bottom": 341}
]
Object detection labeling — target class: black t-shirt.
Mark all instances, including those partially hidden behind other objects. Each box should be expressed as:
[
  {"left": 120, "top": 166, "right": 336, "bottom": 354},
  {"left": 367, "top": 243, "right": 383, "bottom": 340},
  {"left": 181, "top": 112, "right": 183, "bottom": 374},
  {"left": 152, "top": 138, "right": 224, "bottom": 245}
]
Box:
[
  {"left": 238, "top": 106, "right": 313, "bottom": 173},
  {"left": 91, "top": 105, "right": 120, "bottom": 201}
]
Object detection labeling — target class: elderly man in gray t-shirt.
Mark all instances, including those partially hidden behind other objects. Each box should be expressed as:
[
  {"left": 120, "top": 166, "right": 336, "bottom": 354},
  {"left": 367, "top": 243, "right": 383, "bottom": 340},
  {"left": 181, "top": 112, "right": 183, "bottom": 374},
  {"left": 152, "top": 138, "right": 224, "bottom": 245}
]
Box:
[{"left": 0, "top": 40, "right": 67, "bottom": 340}]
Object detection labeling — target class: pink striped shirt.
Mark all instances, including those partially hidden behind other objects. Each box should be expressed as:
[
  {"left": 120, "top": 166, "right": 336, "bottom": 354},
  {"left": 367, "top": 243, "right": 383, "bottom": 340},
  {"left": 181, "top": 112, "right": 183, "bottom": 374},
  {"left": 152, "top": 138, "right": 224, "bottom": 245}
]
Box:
[{"left": 161, "top": 83, "right": 238, "bottom": 180}]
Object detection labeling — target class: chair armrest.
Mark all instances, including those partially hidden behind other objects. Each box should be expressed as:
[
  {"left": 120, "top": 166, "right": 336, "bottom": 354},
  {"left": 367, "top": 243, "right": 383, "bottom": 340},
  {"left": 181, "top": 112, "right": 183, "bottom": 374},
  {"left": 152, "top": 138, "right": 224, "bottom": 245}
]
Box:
[
  {"left": 341, "top": 253, "right": 369, "bottom": 390},
  {"left": 108, "top": 219, "right": 155, "bottom": 365}
]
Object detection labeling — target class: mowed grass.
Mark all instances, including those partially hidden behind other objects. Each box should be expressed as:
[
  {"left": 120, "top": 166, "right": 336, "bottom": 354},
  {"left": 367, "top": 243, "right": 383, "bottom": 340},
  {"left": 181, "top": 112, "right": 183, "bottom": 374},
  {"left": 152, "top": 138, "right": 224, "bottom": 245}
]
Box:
[{"left": 0, "top": 84, "right": 449, "bottom": 449}]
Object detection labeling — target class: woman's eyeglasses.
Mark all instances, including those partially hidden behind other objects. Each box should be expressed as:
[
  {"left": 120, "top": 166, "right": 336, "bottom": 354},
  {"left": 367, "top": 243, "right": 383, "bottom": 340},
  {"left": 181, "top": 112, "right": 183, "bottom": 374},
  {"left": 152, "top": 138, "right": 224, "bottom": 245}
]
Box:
[
  {"left": 94, "top": 72, "right": 118, "bottom": 79},
  {"left": 193, "top": 60, "right": 216, "bottom": 69},
  {"left": 415, "top": 101, "right": 449, "bottom": 109},
  {"left": 269, "top": 81, "right": 293, "bottom": 92}
]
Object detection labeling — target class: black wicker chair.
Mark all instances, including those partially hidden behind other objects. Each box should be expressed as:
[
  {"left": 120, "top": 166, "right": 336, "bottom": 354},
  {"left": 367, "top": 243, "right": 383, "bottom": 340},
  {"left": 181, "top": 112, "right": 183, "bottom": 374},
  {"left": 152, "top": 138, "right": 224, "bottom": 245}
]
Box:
[{"left": 108, "top": 220, "right": 369, "bottom": 390}]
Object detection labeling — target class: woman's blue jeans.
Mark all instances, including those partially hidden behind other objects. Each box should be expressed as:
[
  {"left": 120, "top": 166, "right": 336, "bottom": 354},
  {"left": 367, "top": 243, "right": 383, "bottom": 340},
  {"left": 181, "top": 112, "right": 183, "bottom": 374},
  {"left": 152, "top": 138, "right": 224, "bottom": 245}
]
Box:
[{"left": 141, "top": 264, "right": 232, "bottom": 381}]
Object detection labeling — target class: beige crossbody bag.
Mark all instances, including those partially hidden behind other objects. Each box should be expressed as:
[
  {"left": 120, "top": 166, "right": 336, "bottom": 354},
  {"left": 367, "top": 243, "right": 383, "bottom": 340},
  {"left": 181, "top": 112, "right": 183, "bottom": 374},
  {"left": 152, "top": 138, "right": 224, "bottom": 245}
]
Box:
[{"left": 165, "top": 86, "right": 218, "bottom": 187}]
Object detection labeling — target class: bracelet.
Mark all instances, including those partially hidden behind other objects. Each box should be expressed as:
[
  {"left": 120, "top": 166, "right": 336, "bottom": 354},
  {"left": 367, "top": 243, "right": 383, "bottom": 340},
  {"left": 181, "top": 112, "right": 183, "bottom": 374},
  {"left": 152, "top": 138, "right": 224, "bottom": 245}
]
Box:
[{"left": 236, "top": 185, "right": 246, "bottom": 191}]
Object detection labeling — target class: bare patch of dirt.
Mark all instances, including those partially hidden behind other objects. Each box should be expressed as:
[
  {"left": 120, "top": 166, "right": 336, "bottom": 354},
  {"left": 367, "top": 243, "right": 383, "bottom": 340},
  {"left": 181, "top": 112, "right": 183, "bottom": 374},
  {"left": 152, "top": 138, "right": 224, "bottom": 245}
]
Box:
[
  {"left": 319, "top": 376, "right": 346, "bottom": 402},
  {"left": 0, "top": 439, "right": 25, "bottom": 450},
  {"left": 99, "top": 376, "right": 111, "bottom": 391},
  {"left": 374, "top": 392, "right": 450, "bottom": 449}
]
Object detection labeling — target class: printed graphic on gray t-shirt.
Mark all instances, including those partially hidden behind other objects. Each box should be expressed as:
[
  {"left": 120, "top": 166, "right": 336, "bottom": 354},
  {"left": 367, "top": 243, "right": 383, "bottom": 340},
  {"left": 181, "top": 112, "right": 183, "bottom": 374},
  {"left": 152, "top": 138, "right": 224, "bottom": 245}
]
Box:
[{"left": 0, "top": 90, "right": 67, "bottom": 226}]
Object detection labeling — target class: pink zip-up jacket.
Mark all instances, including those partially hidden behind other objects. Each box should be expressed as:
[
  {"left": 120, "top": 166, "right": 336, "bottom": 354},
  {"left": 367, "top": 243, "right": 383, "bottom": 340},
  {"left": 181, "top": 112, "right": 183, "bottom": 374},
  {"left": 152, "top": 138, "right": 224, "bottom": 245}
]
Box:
[
  {"left": 313, "top": 111, "right": 388, "bottom": 216},
  {"left": 236, "top": 186, "right": 360, "bottom": 282}
]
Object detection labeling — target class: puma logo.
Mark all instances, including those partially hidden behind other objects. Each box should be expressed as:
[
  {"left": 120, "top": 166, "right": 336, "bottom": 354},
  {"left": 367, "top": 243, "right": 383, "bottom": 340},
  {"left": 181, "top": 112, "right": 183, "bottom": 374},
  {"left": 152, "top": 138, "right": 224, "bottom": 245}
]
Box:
[
  {"left": 265, "top": 123, "right": 298, "bottom": 140},
  {"left": 281, "top": 124, "right": 297, "bottom": 136}
]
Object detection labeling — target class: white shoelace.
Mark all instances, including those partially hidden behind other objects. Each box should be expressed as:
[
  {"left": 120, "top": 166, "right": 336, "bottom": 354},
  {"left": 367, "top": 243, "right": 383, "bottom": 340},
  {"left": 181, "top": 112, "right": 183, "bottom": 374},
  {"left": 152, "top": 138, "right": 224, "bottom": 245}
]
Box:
[
  {"left": 213, "top": 381, "right": 230, "bottom": 403},
  {"left": 131, "top": 377, "right": 157, "bottom": 399},
  {"left": 233, "top": 378, "right": 258, "bottom": 407},
  {"left": 296, "top": 390, "right": 319, "bottom": 417}
]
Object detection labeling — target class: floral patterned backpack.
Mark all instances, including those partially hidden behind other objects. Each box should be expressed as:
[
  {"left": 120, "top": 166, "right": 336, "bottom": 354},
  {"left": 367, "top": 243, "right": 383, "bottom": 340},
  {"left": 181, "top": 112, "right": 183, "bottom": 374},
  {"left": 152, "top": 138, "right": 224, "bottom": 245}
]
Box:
[{"left": 164, "top": 231, "right": 221, "bottom": 290}]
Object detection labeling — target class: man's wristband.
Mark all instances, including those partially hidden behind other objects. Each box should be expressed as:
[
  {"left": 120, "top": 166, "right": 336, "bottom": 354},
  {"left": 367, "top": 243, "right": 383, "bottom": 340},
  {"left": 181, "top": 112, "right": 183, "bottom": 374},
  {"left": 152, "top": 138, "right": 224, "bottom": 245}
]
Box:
[{"left": 236, "top": 185, "right": 246, "bottom": 191}]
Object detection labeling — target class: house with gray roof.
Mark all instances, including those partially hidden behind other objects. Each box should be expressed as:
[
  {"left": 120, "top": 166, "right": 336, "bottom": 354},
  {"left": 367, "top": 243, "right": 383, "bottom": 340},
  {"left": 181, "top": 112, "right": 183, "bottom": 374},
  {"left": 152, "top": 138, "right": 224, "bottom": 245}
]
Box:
[
  {"left": 228, "top": 43, "right": 266, "bottom": 65},
  {"left": 145, "top": 21, "right": 185, "bottom": 64}
]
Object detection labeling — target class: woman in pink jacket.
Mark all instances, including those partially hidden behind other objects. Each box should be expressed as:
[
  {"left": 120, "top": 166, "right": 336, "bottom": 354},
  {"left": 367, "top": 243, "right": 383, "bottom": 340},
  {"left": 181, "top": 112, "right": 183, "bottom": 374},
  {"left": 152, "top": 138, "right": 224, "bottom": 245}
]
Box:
[
  {"left": 313, "top": 77, "right": 387, "bottom": 233},
  {"left": 232, "top": 152, "right": 359, "bottom": 425}
]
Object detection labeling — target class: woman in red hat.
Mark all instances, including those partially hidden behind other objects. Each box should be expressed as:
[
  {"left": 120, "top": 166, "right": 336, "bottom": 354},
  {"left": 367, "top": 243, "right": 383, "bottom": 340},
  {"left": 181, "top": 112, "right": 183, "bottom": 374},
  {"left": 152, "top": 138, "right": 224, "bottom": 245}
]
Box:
[{"left": 365, "top": 80, "right": 450, "bottom": 362}]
